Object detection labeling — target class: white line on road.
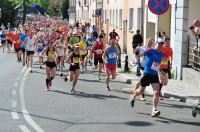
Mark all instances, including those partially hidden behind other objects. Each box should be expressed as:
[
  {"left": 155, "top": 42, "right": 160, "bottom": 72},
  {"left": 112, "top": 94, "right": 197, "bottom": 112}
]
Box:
[
  {"left": 19, "top": 125, "right": 31, "bottom": 132},
  {"left": 19, "top": 67, "right": 45, "bottom": 132},
  {"left": 20, "top": 66, "right": 26, "bottom": 75},
  {"left": 14, "top": 82, "right": 18, "bottom": 87},
  {"left": 11, "top": 111, "right": 20, "bottom": 120},
  {"left": 12, "top": 90, "right": 17, "bottom": 96},
  {"left": 11, "top": 100, "right": 17, "bottom": 108}
]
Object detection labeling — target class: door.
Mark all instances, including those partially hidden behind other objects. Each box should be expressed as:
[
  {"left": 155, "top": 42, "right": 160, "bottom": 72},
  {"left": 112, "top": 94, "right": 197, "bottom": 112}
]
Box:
[{"left": 123, "top": 20, "right": 127, "bottom": 53}]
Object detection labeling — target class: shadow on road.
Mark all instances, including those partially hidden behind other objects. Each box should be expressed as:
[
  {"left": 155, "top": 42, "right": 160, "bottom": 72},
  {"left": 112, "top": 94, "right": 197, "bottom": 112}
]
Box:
[
  {"left": 0, "top": 107, "right": 152, "bottom": 127},
  {"left": 49, "top": 90, "right": 127, "bottom": 100}
]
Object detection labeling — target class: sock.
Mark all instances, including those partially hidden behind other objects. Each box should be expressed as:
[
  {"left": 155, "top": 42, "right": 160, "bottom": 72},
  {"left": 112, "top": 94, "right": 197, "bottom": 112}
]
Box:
[{"left": 46, "top": 79, "right": 50, "bottom": 86}]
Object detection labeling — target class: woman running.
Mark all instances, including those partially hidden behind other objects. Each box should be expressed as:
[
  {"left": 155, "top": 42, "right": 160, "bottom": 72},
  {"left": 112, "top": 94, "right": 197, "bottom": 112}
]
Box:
[
  {"left": 40, "top": 39, "right": 58, "bottom": 91},
  {"left": 67, "top": 45, "right": 81, "bottom": 93}
]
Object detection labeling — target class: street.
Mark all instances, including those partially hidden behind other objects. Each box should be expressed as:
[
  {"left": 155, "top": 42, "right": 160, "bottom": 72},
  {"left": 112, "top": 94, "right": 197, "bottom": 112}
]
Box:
[{"left": 0, "top": 51, "right": 199, "bottom": 132}]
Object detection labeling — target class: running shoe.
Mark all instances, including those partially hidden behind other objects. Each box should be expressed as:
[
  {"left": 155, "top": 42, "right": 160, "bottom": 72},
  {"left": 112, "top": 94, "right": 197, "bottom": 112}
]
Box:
[
  {"left": 64, "top": 77, "right": 68, "bottom": 82},
  {"left": 46, "top": 86, "right": 50, "bottom": 91},
  {"left": 71, "top": 88, "right": 76, "bottom": 93},
  {"left": 130, "top": 95, "right": 135, "bottom": 108},
  {"left": 151, "top": 110, "right": 160, "bottom": 117},
  {"left": 59, "top": 73, "right": 63, "bottom": 77},
  {"left": 159, "top": 96, "right": 164, "bottom": 100},
  {"left": 140, "top": 94, "right": 146, "bottom": 101},
  {"left": 96, "top": 76, "right": 101, "bottom": 80},
  {"left": 40, "top": 65, "right": 43, "bottom": 69},
  {"left": 107, "top": 86, "right": 111, "bottom": 91}
]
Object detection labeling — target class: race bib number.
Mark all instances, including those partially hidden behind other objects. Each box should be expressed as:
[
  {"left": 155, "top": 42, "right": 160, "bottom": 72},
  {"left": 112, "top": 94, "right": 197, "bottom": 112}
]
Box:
[
  {"left": 48, "top": 51, "right": 56, "bottom": 58},
  {"left": 108, "top": 52, "right": 117, "bottom": 58},
  {"left": 151, "top": 62, "right": 160, "bottom": 71},
  {"left": 96, "top": 49, "right": 102, "bottom": 54},
  {"left": 73, "top": 57, "right": 80, "bottom": 63}
]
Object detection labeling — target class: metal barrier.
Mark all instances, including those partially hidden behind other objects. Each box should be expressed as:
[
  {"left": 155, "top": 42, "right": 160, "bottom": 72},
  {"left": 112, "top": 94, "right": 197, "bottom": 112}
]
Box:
[{"left": 187, "top": 36, "right": 200, "bottom": 71}]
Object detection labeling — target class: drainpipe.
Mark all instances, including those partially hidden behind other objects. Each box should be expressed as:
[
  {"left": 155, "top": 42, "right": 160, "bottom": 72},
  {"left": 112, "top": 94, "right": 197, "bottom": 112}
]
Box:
[{"left": 141, "top": 0, "right": 144, "bottom": 36}]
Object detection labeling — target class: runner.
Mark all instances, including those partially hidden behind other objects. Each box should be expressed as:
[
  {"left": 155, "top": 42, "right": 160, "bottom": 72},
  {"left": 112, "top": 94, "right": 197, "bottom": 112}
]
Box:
[
  {"left": 79, "top": 36, "right": 88, "bottom": 72},
  {"left": 55, "top": 34, "right": 66, "bottom": 76},
  {"left": 67, "top": 45, "right": 81, "bottom": 93},
  {"left": 159, "top": 38, "right": 173, "bottom": 100},
  {"left": 130, "top": 39, "right": 164, "bottom": 117},
  {"left": 92, "top": 35, "right": 105, "bottom": 80},
  {"left": 20, "top": 30, "right": 29, "bottom": 66},
  {"left": 0, "top": 30, "right": 7, "bottom": 53},
  {"left": 35, "top": 34, "right": 46, "bottom": 69},
  {"left": 86, "top": 32, "right": 96, "bottom": 66},
  {"left": 103, "top": 39, "right": 119, "bottom": 91},
  {"left": 40, "top": 39, "right": 58, "bottom": 91},
  {"left": 6, "top": 30, "right": 14, "bottom": 53},
  {"left": 130, "top": 38, "right": 154, "bottom": 101},
  {"left": 25, "top": 31, "right": 36, "bottom": 72},
  {"left": 13, "top": 31, "right": 22, "bottom": 62}
]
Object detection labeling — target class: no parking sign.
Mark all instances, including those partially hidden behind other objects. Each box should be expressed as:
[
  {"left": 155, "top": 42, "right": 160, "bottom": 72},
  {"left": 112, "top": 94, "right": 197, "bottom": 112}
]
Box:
[{"left": 148, "top": 0, "right": 169, "bottom": 15}]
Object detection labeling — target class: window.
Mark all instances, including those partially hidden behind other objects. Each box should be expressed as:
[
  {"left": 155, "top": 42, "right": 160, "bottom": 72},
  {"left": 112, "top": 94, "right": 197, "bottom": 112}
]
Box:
[
  {"left": 119, "top": 9, "right": 122, "bottom": 27},
  {"left": 112, "top": 10, "right": 115, "bottom": 26},
  {"left": 129, "top": 8, "right": 134, "bottom": 30},
  {"left": 115, "top": 9, "right": 118, "bottom": 27},
  {"left": 110, "top": 10, "right": 112, "bottom": 25},
  {"left": 137, "top": 8, "right": 142, "bottom": 31}
]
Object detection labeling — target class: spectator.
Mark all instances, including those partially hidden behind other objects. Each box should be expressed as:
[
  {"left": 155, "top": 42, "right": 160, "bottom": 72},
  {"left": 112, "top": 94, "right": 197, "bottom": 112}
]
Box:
[
  {"left": 132, "top": 30, "right": 143, "bottom": 61},
  {"left": 109, "top": 29, "right": 120, "bottom": 40}
]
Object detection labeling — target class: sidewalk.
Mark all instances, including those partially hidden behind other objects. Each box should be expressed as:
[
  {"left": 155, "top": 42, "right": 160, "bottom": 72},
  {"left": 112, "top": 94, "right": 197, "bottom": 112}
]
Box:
[{"left": 116, "top": 54, "right": 200, "bottom": 103}]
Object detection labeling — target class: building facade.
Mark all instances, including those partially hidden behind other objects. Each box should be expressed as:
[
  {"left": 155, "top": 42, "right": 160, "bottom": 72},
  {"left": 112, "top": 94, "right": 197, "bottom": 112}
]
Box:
[{"left": 69, "top": 0, "right": 76, "bottom": 25}]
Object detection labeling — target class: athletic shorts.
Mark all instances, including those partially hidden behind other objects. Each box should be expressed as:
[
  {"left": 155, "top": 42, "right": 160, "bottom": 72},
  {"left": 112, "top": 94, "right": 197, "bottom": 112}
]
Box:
[
  {"left": 105, "top": 64, "right": 116, "bottom": 71},
  {"left": 159, "top": 68, "right": 168, "bottom": 73},
  {"left": 15, "top": 48, "right": 21, "bottom": 52},
  {"left": 94, "top": 58, "right": 103, "bottom": 66},
  {"left": 140, "top": 73, "right": 160, "bottom": 87},
  {"left": 21, "top": 48, "right": 26, "bottom": 53},
  {"left": 1, "top": 40, "right": 6, "bottom": 44},
  {"left": 26, "top": 51, "right": 34, "bottom": 56},
  {"left": 46, "top": 61, "right": 56, "bottom": 69},
  {"left": 69, "top": 64, "right": 80, "bottom": 71}
]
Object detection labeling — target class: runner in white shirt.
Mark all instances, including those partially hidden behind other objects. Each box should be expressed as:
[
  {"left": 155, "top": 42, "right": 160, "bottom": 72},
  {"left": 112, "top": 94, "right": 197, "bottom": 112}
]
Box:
[{"left": 25, "top": 32, "right": 36, "bottom": 72}]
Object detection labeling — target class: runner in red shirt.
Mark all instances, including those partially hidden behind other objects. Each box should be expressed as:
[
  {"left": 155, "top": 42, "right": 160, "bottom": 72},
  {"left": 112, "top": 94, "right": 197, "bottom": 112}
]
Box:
[
  {"left": 13, "top": 31, "right": 22, "bottom": 62},
  {"left": 92, "top": 35, "right": 105, "bottom": 80}
]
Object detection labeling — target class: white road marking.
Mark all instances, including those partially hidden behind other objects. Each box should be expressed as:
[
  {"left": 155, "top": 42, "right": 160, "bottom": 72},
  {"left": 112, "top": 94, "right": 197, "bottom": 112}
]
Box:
[
  {"left": 14, "top": 82, "right": 18, "bottom": 87},
  {"left": 11, "top": 111, "right": 19, "bottom": 120},
  {"left": 20, "top": 67, "right": 26, "bottom": 75},
  {"left": 19, "top": 60, "right": 45, "bottom": 132},
  {"left": 19, "top": 125, "right": 31, "bottom": 132},
  {"left": 11, "top": 100, "right": 17, "bottom": 108},
  {"left": 12, "top": 90, "right": 17, "bottom": 96}
]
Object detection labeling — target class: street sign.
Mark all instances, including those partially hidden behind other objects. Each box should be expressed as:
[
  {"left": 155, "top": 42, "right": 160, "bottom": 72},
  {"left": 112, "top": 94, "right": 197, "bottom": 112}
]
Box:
[{"left": 148, "top": 0, "right": 169, "bottom": 15}]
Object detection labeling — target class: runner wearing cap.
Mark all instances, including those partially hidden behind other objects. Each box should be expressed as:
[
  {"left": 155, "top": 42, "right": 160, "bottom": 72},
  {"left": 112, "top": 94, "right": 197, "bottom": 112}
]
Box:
[
  {"left": 130, "top": 39, "right": 165, "bottom": 117},
  {"left": 24, "top": 31, "right": 36, "bottom": 72}
]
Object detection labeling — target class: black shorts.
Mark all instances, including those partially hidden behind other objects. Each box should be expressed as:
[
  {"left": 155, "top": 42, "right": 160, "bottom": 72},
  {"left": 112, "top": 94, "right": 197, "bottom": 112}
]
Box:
[
  {"left": 140, "top": 73, "right": 160, "bottom": 87},
  {"left": 15, "top": 48, "right": 21, "bottom": 52},
  {"left": 46, "top": 61, "right": 57, "bottom": 69},
  {"left": 21, "top": 48, "right": 26, "bottom": 53},
  {"left": 159, "top": 68, "right": 168, "bottom": 73},
  {"left": 1, "top": 40, "right": 6, "bottom": 44},
  {"left": 69, "top": 64, "right": 80, "bottom": 71},
  {"left": 26, "top": 51, "right": 34, "bottom": 56},
  {"left": 94, "top": 58, "right": 103, "bottom": 66},
  {"left": 81, "top": 54, "right": 87, "bottom": 60}
]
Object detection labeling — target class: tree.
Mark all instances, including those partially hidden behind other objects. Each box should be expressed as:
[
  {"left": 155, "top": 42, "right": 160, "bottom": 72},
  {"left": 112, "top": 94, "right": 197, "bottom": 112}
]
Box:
[
  {"left": 0, "top": 0, "right": 16, "bottom": 27},
  {"left": 60, "top": 0, "right": 69, "bottom": 20}
]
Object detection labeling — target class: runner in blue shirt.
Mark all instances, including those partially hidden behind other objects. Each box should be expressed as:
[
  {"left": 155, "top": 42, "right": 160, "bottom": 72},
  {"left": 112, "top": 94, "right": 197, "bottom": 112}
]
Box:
[{"left": 130, "top": 39, "right": 164, "bottom": 117}]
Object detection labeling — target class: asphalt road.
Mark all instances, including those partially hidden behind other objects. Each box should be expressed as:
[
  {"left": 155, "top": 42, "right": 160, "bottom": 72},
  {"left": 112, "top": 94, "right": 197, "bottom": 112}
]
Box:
[{"left": 0, "top": 50, "right": 200, "bottom": 132}]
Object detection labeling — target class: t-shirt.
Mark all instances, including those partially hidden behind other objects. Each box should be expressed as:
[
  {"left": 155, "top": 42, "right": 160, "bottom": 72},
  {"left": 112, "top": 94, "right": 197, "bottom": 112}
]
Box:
[
  {"left": 79, "top": 41, "right": 88, "bottom": 55},
  {"left": 13, "top": 35, "right": 21, "bottom": 49},
  {"left": 144, "top": 49, "right": 164, "bottom": 75},
  {"left": 86, "top": 37, "right": 96, "bottom": 47},
  {"left": 160, "top": 47, "right": 173, "bottom": 69}
]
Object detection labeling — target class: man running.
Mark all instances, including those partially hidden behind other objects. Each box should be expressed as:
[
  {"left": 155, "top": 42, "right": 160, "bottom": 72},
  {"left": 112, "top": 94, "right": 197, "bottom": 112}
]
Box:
[
  {"left": 92, "top": 35, "right": 105, "bottom": 80},
  {"left": 79, "top": 36, "right": 88, "bottom": 72},
  {"left": 103, "top": 39, "right": 119, "bottom": 91},
  {"left": 130, "top": 39, "right": 164, "bottom": 117}
]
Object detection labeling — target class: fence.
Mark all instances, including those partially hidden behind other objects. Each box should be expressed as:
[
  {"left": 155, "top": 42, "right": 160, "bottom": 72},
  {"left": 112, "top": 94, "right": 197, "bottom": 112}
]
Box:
[{"left": 187, "top": 36, "right": 200, "bottom": 71}]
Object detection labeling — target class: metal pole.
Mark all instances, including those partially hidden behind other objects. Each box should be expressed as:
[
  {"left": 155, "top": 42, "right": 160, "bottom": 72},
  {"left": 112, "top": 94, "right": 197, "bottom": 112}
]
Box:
[{"left": 156, "top": 15, "right": 160, "bottom": 42}]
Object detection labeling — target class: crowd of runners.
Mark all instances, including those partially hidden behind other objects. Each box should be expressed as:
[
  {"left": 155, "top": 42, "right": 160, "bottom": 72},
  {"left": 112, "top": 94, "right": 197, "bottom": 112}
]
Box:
[{"left": 3, "top": 14, "right": 199, "bottom": 118}]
